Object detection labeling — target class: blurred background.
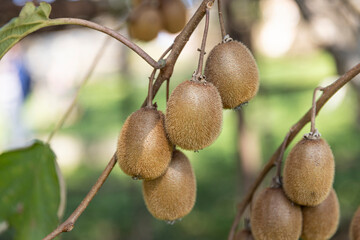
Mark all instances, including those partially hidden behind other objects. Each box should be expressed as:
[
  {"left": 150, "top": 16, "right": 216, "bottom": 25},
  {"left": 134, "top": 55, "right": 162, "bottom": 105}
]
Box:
[{"left": 0, "top": 0, "right": 360, "bottom": 239}]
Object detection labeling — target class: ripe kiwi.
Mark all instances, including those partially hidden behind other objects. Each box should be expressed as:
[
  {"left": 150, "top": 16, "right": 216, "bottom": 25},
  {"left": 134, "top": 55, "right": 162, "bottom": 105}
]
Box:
[
  {"left": 283, "top": 136, "right": 335, "bottom": 206},
  {"left": 235, "top": 229, "right": 254, "bottom": 240},
  {"left": 159, "top": 0, "right": 187, "bottom": 33},
  {"left": 301, "top": 188, "right": 340, "bottom": 240},
  {"left": 142, "top": 150, "right": 196, "bottom": 221},
  {"left": 127, "top": 4, "right": 162, "bottom": 42},
  {"left": 204, "top": 41, "right": 259, "bottom": 109},
  {"left": 165, "top": 80, "right": 223, "bottom": 150},
  {"left": 250, "top": 187, "right": 302, "bottom": 240},
  {"left": 116, "top": 107, "right": 172, "bottom": 180},
  {"left": 350, "top": 206, "right": 360, "bottom": 240}
]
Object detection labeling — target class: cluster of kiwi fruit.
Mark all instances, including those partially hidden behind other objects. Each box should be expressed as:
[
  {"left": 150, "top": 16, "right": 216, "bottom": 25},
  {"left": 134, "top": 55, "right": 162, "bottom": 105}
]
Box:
[
  {"left": 239, "top": 130, "right": 341, "bottom": 240},
  {"left": 127, "top": 0, "right": 187, "bottom": 41},
  {"left": 116, "top": 34, "right": 260, "bottom": 222}
]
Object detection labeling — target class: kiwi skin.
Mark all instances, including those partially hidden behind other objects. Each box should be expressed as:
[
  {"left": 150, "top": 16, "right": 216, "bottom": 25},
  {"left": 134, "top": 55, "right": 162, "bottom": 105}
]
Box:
[
  {"left": 165, "top": 80, "right": 223, "bottom": 150},
  {"left": 160, "top": 0, "right": 187, "bottom": 33},
  {"left": 250, "top": 187, "right": 302, "bottom": 240},
  {"left": 283, "top": 137, "right": 335, "bottom": 206},
  {"left": 117, "top": 107, "right": 173, "bottom": 180},
  {"left": 128, "top": 5, "right": 162, "bottom": 42},
  {"left": 142, "top": 150, "right": 196, "bottom": 221},
  {"left": 204, "top": 41, "right": 259, "bottom": 109},
  {"left": 350, "top": 206, "right": 360, "bottom": 240},
  {"left": 301, "top": 189, "right": 340, "bottom": 240}
]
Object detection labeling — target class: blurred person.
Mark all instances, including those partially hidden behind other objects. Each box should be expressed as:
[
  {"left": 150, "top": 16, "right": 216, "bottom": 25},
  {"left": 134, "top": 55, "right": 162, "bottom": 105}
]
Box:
[{"left": 0, "top": 43, "right": 32, "bottom": 151}]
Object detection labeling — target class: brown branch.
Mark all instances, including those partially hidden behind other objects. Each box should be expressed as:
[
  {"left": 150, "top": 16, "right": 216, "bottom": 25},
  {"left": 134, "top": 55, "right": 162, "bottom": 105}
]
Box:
[
  {"left": 217, "top": 0, "right": 227, "bottom": 39},
  {"left": 310, "top": 87, "right": 324, "bottom": 133},
  {"left": 194, "top": 3, "right": 212, "bottom": 79},
  {"left": 274, "top": 131, "right": 291, "bottom": 181},
  {"left": 49, "top": 18, "right": 160, "bottom": 68},
  {"left": 228, "top": 62, "right": 360, "bottom": 240},
  {"left": 43, "top": 154, "right": 117, "bottom": 240},
  {"left": 141, "top": 0, "right": 215, "bottom": 107}
]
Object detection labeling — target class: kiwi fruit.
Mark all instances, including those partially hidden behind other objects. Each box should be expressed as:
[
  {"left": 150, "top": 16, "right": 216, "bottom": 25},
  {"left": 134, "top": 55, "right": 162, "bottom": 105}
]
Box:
[
  {"left": 116, "top": 107, "right": 172, "bottom": 180},
  {"left": 350, "top": 206, "right": 360, "bottom": 240},
  {"left": 204, "top": 40, "right": 259, "bottom": 109},
  {"left": 301, "top": 188, "right": 340, "bottom": 240},
  {"left": 165, "top": 80, "right": 223, "bottom": 150},
  {"left": 283, "top": 136, "right": 335, "bottom": 206},
  {"left": 235, "top": 229, "right": 254, "bottom": 240},
  {"left": 159, "top": 0, "right": 187, "bottom": 33},
  {"left": 250, "top": 187, "right": 302, "bottom": 240},
  {"left": 127, "top": 4, "right": 162, "bottom": 42},
  {"left": 142, "top": 150, "right": 196, "bottom": 221}
]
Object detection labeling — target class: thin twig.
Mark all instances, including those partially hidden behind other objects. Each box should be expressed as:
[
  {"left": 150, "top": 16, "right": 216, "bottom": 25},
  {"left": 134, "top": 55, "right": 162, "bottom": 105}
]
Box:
[
  {"left": 43, "top": 154, "right": 117, "bottom": 240},
  {"left": 228, "top": 62, "right": 360, "bottom": 240},
  {"left": 217, "top": 0, "right": 227, "bottom": 39},
  {"left": 46, "top": 31, "right": 116, "bottom": 144},
  {"left": 166, "top": 78, "right": 170, "bottom": 102},
  {"left": 274, "top": 131, "right": 291, "bottom": 181},
  {"left": 145, "top": 44, "right": 173, "bottom": 107},
  {"left": 147, "top": 69, "right": 157, "bottom": 107},
  {"left": 311, "top": 87, "right": 324, "bottom": 133},
  {"left": 48, "top": 18, "right": 160, "bottom": 68},
  {"left": 194, "top": 2, "right": 212, "bottom": 79}
]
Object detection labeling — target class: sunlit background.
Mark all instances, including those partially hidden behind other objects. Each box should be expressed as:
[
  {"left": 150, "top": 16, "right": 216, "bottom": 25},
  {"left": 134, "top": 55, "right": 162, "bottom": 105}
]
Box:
[{"left": 1, "top": 0, "right": 360, "bottom": 239}]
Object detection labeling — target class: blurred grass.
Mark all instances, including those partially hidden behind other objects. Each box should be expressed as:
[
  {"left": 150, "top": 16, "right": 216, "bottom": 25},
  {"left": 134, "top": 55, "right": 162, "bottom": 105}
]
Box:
[{"left": 44, "top": 49, "right": 360, "bottom": 239}]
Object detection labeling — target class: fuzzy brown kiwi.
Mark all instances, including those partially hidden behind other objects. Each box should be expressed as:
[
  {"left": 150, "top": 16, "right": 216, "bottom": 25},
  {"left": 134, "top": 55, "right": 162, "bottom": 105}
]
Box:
[
  {"left": 283, "top": 136, "right": 335, "bottom": 206},
  {"left": 127, "top": 4, "right": 162, "bottom": 42},
  {"left": 142, "top": 150, "right": 196, "bottom": 221},
  {"left": 301, "top": 189, "right": 340, "bottom": 240},
  {"left": 117, "top": 107, "right": 172, "bottom": 180},
  {"left": 235, "top": 229, "right": 254, "bottom": 240},
  {"left": 159, "top": 0, "right": 187, "bottom": 33},
  {"left": 350, "top": 206, "right": 360, "bottom": 240},
  {"left": 250, "top": 187, "right": 302, "bottom": 240},
  {"left": 204, "top": 40, "right": 259, "bottom": 109},
  {"left": 165, "top": 80, "right": 223, "bottom": 150}
]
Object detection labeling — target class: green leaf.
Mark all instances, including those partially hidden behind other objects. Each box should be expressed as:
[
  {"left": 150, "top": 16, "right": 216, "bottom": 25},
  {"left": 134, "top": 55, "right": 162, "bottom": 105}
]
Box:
[
  {"left": 0, "top": 2, "right": 52, "bottom": 59},
  {"left": 0, "top": 140, "right": 60, "bottom": 240}
]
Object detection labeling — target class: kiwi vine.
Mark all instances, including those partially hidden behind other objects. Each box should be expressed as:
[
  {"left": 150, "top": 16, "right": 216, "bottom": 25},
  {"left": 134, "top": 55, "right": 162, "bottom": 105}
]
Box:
[{"left": 1, "top": 0, "right": 360, "bottom": 240}]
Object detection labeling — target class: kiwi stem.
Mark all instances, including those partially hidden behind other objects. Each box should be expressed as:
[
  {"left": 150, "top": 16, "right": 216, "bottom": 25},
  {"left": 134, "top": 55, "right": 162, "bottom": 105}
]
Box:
[
  {"left": 194, "top": 3, "right": 212, "bottom": 79},
  {"left": 217, "top": 0, "right": 227, "bottom": 39},
  {"left": 275, "top": 131, "right": 291, "bottom": 181},
  {"left": 166, "top": 78, "right": 170, "bottom": 102},
  {"left": 43, "top": 154, "right": 117, "bottom": 240},
  {"left": 310, "top": 86, "right": 324, "bottom": 134},
  {"left": 147, "top": 69, "right": 157, "bottom": 107},
  {"left": 46, "top": 22, "right": 126, "bottom": 144},
  {"left": 228, "top": 62, "right": 360, "bottom": 240},
  {"left": 146, "top": 44, "right": 173, "bottom": 105}
]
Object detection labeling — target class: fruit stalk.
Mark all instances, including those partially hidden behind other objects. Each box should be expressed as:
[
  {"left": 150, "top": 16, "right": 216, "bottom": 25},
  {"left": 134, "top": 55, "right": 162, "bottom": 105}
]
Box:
[
  {"left": 194, "top": 3, "right": 212, "bottom": 79},
  {"left": 147, "top": 69, "right": 157, "bottom": 107},
  {"left": 275, "top": 131, "right": 291, "bottom": 181},
  {"left": 228, "top": 61, "right": 360, "bottom": 240},
  {"left": 217, "top": 0, "right": 227, "bottom": 39},
  {"left": 310, "top": 86, "right": 324, "bottom": 134}
]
